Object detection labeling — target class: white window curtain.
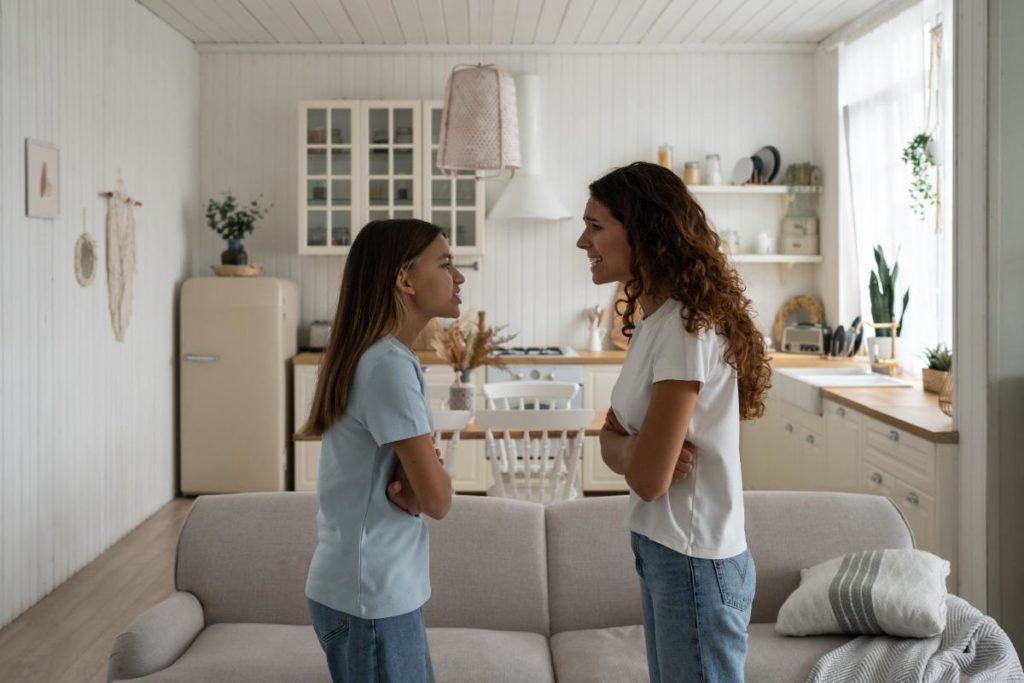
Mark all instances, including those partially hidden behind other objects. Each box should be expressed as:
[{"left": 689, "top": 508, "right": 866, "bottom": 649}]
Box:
[{"left": 838, "top": 1, "right": 953, "bottom": 375}]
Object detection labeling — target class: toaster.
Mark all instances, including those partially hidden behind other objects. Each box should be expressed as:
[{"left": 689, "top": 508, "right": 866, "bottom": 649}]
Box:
[
  {"left": 781, "top": 324, "right": 826, "bottom": 354},
  {"left": 308, "top": 320, "right": 332, "bottom": 350}
]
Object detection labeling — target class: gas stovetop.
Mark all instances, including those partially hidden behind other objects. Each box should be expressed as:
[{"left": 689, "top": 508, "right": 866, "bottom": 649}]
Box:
[{"left": 493, "top": 346, "right": 578, "bottom": 358}]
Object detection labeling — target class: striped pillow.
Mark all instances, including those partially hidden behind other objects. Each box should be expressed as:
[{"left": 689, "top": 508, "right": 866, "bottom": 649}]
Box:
[{"left": 776, "top": 549, "right": 950, "bottom": 638}]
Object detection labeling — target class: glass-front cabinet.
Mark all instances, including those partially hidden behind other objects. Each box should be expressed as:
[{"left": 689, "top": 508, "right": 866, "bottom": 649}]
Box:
[
  {"left": 423, "top": 101, "right": 485, "bottom": 255},
  {"left": 299, "top": 102, "right": 358, "bottom": 254},
  {"left": 299, "top": 99, "right": 484, "bottom": 256}
]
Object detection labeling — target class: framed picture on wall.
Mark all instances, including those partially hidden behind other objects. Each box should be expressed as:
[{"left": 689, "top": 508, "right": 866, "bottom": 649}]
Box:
[{"left": 25, "top": 139, "right": 60, "bottom": 218}]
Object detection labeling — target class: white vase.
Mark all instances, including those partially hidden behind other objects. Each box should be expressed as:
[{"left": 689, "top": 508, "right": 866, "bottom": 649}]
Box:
[
  {"left": 448, "top": 370, "right": 475, "bottom": 411},
  {"left": 868, "top": 337, "right": 893, "bottom": 362}
]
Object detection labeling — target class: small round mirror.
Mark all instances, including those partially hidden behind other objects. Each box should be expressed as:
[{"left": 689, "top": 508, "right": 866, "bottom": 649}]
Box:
[{"left": 74, "top": 232, "right": 97, "bottom": 286}]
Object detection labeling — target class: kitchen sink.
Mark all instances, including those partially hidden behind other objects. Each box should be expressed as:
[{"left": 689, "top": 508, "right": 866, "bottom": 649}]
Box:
[{"left": 771, "top": 367, "right": 913, "bottom": 414}]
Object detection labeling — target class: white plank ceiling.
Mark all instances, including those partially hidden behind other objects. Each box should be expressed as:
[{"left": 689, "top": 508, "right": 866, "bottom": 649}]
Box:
[{"left": 137, "top": 0, "right": 889, "bottom": 46}]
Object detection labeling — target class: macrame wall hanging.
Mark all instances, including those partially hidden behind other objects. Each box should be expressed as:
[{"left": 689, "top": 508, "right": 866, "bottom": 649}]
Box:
[{"left": 101, "top": 174, "right": 142, "bottom": 342}]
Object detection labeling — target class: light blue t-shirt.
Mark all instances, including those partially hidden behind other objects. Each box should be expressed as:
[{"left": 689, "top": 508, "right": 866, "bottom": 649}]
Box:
[{"left": 305, "top": 336, "right": 434, "bottom": 619}]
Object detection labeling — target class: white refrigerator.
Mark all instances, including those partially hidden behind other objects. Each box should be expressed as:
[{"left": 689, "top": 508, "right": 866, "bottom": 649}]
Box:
[{"left": 179, "top": 276, "right": 299, "bottom": 494}]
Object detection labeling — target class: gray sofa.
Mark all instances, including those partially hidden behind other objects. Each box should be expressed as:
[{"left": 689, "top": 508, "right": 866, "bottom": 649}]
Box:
[{"left": 108, "top": 491, "right": 915, "bottom": 682}]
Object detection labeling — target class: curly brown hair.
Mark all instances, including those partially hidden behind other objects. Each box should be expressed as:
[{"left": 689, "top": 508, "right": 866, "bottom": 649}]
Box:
[{"left": 589, "top": 162, "right": 771, "bottom": 420}]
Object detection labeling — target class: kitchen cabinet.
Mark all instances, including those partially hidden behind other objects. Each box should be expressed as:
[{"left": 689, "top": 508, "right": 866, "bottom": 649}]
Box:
[
  {"left": 298, "top": 100, "right": 484, "bottom": 255},
  {"left": 740, "top": 390, "right": 959, "bottom": 590},
  {"left": 423, "top": 102, "right": 485, "bottom": 255},
  {"left": 581, "top": 365, "right": 629, "bottom": 492}
]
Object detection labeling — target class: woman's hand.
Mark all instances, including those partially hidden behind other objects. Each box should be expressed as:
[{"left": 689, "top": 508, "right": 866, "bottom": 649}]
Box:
[
  {"left": 672, "top": 441, "right": 697, "bottom": 482},
  {"left": 604, "top": 408, "right": 629, "bottom": 435}
]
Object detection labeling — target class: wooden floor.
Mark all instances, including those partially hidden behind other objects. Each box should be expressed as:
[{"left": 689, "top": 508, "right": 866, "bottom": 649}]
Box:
[{"left": 0, "top": 498, "right": 194, "bottom": 683}]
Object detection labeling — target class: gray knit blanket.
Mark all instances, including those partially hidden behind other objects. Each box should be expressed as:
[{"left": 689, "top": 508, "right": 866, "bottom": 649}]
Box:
[{"left": 807, "top": 595, "right": 1023, "bottom": 682}]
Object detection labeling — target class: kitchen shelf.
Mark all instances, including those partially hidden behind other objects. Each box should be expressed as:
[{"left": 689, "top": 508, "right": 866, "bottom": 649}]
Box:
[
  {"left": 729, "top": 254, "right": 822, "bottom": 263},
  {"left": 689, "top": 185, "right": 821, "bottom": 194}
]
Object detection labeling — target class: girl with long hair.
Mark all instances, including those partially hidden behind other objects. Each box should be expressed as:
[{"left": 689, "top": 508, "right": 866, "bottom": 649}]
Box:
[
  {"left": 578, "top": 162, "right": 771, "bottom": 682},
  {"left": 302, "top": 219, "right": 464, "bottom": 682}
]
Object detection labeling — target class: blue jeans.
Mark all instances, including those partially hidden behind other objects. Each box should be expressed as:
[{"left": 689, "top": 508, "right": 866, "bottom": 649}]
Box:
[
  {"left": 308, "top": 598, "right": 435, "bottom": 683},
  {"left": 631, "top": 533, "right": 755, "bottom": 683}
]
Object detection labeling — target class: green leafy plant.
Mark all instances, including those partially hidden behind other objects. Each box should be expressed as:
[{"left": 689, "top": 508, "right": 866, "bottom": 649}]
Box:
[
  {"left": 205, "top": 192, "right": 273, "bottom": 241},
  {"left": 868, "top": 245, "right": 909, "bottom": 338},
  {"left": 921, "top": 343, "right": 952, "bottom": 371},
  {"left": 901, "top": 133, "right": 936, "bottom": 219}
]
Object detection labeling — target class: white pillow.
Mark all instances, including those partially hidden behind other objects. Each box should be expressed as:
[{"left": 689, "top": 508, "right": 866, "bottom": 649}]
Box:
[{"left": 776, "top": 548, "right": 950, "bottom": 638}]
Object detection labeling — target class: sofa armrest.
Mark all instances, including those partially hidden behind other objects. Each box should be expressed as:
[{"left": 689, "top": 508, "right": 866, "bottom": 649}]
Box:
[{"left": 107, "top": 591, "right": 204, "bottom": 681}]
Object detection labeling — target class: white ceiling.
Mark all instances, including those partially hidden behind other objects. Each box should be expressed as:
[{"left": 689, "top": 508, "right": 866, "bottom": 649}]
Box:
[{"left": 137, "top": 0, "right": 889, "bottom": 47}]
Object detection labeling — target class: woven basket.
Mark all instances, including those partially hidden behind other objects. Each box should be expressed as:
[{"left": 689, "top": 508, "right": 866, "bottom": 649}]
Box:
[
  {"left": 211, "top": 264, "right": 264, "bottom": 277},
  {"left": 922, "top": 368, "right": 948, "bottom": 394}
]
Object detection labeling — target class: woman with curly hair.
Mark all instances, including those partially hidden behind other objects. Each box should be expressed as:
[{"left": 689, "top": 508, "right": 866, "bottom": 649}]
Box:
[{"left": 578, "top": 162, "right": 771, "bottom": 682}]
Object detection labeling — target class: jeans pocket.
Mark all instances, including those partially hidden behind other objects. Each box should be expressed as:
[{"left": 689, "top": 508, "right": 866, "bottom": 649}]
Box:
[
  {"left": 713, "top": 551, "right": 756, "bottom": 612},
  {"left": 309, "top": 600, "right": 350, "bottom": 645}
]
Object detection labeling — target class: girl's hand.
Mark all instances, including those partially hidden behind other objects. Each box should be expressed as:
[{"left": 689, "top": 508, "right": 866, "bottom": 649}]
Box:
[
  {"left": 671, "top": 441, "right": 697, "bottom": 482},
  {"left": 387, "top": 463, "right": 423, "bottom": 516}
]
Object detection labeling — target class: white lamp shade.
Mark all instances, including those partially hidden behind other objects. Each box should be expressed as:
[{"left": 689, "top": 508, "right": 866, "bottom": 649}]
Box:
[{"left": 438, "top": 65, "right": 521, "bottom": 173}]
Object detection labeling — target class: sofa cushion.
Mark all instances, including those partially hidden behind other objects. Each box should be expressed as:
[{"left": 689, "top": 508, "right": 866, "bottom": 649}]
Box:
[
  {"left": 744, "top": 491, "right": 914, "bottom": 624},
  {"left": 175, "top": 493, "right": 319, "bottom": 625},
  {"left": 550, "top": 625, "right": 649, "bottom": 682},
  {"left": 746, "top": 623, "right": 853, "bottom": 682},
  {"left": 546, "top": 496, "right": 642, "bottom": 633},
  {"left": 425, "top": 495, "right": 550, "bottom": 635},
  {"left": 427, "top": 627, "right": 555, "bottom": 683},
  {"left": 112, "top": 623, "right": 329, "bottom": 682},
  {"left": 550, "top": 623, "right": 854, "bottom": 683}
]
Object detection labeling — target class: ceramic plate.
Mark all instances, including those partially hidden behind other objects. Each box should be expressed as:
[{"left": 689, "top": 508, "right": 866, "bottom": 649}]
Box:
[
  {"left": 755, "top": 145, "right": 780, "bottom": 183},
  {"left": 731, "top": 157, "right": 754, "bottom": 185}
]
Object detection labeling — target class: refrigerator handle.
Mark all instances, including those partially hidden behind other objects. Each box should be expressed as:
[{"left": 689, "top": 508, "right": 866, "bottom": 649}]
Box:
[{"left": 183, "top": 354, "right": 220, "bottom": 363}]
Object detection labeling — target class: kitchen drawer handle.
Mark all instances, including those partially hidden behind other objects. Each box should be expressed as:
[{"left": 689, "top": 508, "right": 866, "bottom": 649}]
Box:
[
  {"left": 421, "top": 365, "right": 431, "bottom": 373},
  {"left": 805, "top": 434, "right": 815, "bottom": 445},
  {"left": 905, "top": 492, "right": 920, "bottom": 505},
  {"left": 183, "top": 354, "right": 219, "bottom": 363},
  {"left": 836, "top": 407, "right": 846, "bottom": 417},
  {"left": 870, "top": 472, "right": 883, "bottom": 484},
  {"left": 784, "top": 423, "right": 794, "bottom": 433},
  {"left": 888, "top": 430, "right": 900, "bottom": 442}
]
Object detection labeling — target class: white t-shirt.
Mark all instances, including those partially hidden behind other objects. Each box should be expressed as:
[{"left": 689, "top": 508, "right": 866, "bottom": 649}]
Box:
[{"left": 610, "top": 297, "right": 747, "bottom": 560}]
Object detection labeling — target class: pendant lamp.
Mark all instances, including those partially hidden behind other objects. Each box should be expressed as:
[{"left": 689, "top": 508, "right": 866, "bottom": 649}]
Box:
[{"left": 437, "top": 64, "right": 521, "bottom": 178}]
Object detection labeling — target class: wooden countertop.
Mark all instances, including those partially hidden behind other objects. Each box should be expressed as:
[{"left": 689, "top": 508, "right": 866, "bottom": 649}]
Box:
[
  {"left": 294, "top": 350, "right": 868, "bottom": 367},
  {"left": 296, "top": 409, "right": 607, "bottom": 442},
  {"left": 822, "top": 383, "right": 958, "bottom": 444},
  {"left": 293, "top": 350, "right": 628, "bottom": 366},
  {"left": 292, "top": 350, "right": 955, "bottom": 444}
]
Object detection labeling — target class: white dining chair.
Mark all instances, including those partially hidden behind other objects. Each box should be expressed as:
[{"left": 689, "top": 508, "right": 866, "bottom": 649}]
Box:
[
  {"left": 474, "top": 408, "right": 595, "bottom": 504},
  {"left": 482, "top": 380, "right": 580, "bottom": 410},
  {"left": 424, "top": 383, "right": 474, "bottom": 477}
]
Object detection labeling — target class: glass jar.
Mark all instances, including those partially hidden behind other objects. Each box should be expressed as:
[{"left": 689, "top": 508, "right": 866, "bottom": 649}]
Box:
[
  {"left": 657, "top": 144, "right": 673, "bottom": 169},
  {"left": 704, "top": 154, "right": 722, "bottom": 185},
  {"left": 683, "top": 162, "right": 701, "bottom": 185}
]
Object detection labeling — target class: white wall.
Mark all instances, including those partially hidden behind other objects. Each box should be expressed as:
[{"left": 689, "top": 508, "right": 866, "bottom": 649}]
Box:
[
  {"left": 197, "top": 49, "right": 823, "bottom": 348},
  {"left": 0, "top": 0, "right": 198, "bottom": 627},
  {"left": 988, "top": 0, "right": 1024, "bottom": 651}
]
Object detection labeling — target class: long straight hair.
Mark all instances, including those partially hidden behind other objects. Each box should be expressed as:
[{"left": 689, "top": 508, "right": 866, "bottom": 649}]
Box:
[
  {"left": 589, "top": 162, "right": 771, "bottom": 420},
  {"left": 300, "top": 219, "right": 443, "bottom": 437}
]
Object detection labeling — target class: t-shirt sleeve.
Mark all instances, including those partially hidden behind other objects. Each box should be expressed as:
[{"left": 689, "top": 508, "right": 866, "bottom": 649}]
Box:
[
  {"left": 363, "top": 354, "right": 433, "bottom": 447},
  {"left": 651, "top": 319, "right": 710, "bottom": 387}
]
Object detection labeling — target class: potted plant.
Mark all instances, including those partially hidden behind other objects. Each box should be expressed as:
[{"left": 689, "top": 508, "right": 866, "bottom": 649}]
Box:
[
  {"left": 901, "top": 132, "right": 937, "bottom": 220},
  {"left": 206, "top": 192, "right": 273, "bottom": 265},
  {"left": 920, "top": 343, "right": 952, "bottom": 394},
  {"left": 868, "top": 245, "right": 909, "bottom": 361},
  {"left": 433, "top": 310, "right": 517, "bottom": 410}
]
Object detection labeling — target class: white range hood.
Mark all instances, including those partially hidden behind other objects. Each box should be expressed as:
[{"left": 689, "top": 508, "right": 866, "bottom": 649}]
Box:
[{"left": 488, "top": 74, "right": 571, "bottom": 221}]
